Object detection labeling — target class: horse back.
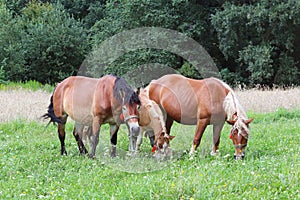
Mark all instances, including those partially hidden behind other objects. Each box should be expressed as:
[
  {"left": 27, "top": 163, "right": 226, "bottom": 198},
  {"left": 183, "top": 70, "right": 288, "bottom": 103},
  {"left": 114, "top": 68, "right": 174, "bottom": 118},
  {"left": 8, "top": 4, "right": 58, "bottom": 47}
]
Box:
[
  {"left": 52, "top": 75, "right": 116, "bottom": 124},
  {"left": 148, "top": 74, "right": 230, "bottom": 124}
]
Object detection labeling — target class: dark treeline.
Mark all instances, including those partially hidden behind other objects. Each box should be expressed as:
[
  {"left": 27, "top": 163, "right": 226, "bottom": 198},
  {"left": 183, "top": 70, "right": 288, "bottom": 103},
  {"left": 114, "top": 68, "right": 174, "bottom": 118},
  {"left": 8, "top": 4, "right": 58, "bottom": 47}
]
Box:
[{"left": 0, "top": 0, "right": 299, "bottom": 87}]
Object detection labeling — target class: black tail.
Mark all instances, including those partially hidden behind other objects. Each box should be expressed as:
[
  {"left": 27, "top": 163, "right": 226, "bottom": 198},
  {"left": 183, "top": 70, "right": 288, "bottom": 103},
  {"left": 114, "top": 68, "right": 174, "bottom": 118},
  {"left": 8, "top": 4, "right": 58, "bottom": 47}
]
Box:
[{"left": 42, "top": 95, "right": 62, "bottom": 125}]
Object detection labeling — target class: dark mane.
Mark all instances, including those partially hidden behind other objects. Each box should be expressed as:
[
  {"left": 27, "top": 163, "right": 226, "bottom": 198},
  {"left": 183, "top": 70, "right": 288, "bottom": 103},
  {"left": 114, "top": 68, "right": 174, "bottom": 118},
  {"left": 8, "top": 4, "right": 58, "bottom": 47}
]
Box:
[{"left": 113, "top": 76, "right": 141, "bottom": 105}]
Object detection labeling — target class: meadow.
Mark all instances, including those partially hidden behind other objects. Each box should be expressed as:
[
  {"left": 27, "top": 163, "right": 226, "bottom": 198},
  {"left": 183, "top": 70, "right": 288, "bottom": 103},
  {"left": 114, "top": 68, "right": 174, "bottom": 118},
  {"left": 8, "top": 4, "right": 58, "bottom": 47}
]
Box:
[{"left": 0, "top": 83, "right": 299, "bottom": 199}]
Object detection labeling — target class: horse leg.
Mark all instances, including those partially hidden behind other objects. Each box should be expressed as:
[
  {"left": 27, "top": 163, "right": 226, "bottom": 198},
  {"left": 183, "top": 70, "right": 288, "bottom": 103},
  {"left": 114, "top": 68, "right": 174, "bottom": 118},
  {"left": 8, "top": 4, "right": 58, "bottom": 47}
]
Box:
[
  {"left": 110, "top": 124, "right": 119, "bottom": 157},
  {"left": 135, "top": 128, "right": 144, "bottom": 151},
  {"left": 189, "top": 118, "right": 209, "bottom": 155},
  {"left": 58, "top": 117, "right": 67, "bottom": 155},
  {"left": 210, "top": 122, "right": 225, "bottom": 156},
  {"left": 89, "top": 117, "right": 100, "bottom": 158},
  {"left": 147, "top": 130, "right": 155, "bottom": 147},
  {"left": 72, "top": 124, "right": 88, "bottom": 155},
  {"left": 165, "top": 116, "right": 174, "bottom": 135}
]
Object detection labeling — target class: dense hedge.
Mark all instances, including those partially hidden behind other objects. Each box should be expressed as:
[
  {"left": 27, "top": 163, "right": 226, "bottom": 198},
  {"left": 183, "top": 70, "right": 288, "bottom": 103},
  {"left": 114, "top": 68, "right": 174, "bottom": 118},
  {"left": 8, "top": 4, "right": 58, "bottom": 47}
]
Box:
[{"left": 0, "top": 0, "right": 299, "bottom": 86}]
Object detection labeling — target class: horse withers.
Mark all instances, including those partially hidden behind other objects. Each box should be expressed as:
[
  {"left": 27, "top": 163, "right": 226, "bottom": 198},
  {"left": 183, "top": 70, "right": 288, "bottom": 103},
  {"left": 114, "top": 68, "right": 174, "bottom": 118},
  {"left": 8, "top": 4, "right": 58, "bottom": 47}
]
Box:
[
  {"left": 147, "top": 74, "right": 253, "bottom": 160},
  {"left": 43, "top": 75, "right": 141, "bottom": 158}
]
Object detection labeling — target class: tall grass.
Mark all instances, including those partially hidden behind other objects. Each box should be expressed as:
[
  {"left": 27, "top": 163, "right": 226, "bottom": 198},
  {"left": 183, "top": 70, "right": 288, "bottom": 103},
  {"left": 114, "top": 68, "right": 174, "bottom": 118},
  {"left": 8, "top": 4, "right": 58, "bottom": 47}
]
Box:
[
  {"left": 0, "top": 80, "right": 53, "bottom": 92},
  {"left": 0, "top": 109, "right": 299, "bottom": 199}
]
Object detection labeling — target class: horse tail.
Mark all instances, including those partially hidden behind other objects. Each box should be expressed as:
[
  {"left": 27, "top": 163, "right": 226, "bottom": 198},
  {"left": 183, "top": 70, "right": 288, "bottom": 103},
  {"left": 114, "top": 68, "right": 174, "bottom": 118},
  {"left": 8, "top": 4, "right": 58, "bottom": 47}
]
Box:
[{"left": 42, "top": 91, "right": 62, "bottom": 125}]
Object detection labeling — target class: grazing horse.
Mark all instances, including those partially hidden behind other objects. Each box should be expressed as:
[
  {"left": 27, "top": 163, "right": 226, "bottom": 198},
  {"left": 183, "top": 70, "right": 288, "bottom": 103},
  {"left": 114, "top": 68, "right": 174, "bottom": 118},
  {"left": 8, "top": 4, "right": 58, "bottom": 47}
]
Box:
[
  {"left": 72, "top": 88, "right": 175, "bottom": 159},
  {"left": 135, "top": 88, "right": 175, "bottom": 158},
  {"left": 147, "top": 74, "right": 253, "bottom": 159},
  {"left": 43, "top": 75, "right": 141, "bottom": 158}
]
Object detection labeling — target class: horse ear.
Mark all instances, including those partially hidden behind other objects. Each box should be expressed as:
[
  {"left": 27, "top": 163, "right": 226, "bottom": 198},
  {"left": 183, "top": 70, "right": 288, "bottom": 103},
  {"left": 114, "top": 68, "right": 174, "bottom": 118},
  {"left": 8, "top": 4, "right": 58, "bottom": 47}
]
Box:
[
  {"left": 169, "top": 135, "right": 175, "bottom": 140},
  {"left": 134, "top": 87, "right": 140, "bottom": 96},
  {"left": 226, "top": 120, "right": 236, "bottom": 125},
  {"left": 244, "top": 118, "right": 254, "bottom": 125}
]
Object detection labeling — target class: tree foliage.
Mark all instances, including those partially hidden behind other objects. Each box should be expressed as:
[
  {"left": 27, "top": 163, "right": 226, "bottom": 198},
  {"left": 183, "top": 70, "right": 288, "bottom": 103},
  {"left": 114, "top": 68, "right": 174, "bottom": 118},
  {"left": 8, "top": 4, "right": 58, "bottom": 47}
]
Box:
[
  {"left": 0, "top": 0, "right": 299, "bottom": 86},
  {"left": 0, "top": 1, "right": 89, "bottom": 83},
  {"left": 211, "top": 0, "right": 300, "bottom": 86}
]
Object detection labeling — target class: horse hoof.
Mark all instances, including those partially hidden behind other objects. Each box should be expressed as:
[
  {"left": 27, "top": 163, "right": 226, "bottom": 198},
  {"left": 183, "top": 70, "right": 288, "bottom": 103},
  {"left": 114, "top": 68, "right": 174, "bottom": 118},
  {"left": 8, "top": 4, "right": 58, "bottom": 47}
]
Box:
[
  {"left": 210, "top": 150, "right": 220, "bottom": 156},
  {"left": 61, "top": 150, "right": 67, "bottom": 155},
  {"left": 110, "top": 153, "right": 116, "bottom": 158},
  {"left": 88, "top": 154, "right": 95, "bottom": 159}
]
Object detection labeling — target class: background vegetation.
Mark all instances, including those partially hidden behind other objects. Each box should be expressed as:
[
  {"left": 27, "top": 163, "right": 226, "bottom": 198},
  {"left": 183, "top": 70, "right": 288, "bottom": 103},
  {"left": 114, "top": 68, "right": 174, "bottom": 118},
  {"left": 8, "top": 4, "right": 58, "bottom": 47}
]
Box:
[
  {"left": 0, "top": 0, "right": 299, "bottom": 87},
  {"left": 0, "top": 109, "right": 299, "bottom": 199}
]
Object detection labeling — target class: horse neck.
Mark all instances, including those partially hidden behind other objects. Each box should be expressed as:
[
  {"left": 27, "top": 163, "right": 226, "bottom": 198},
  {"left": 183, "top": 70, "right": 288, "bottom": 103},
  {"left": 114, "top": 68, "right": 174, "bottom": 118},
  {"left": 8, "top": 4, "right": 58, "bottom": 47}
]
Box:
[
  {"left": 223, "top": 90, "right": 248, "bottom": 121},
  {"left": 151, "top": 106, "right": 167, "bottom": 136}
]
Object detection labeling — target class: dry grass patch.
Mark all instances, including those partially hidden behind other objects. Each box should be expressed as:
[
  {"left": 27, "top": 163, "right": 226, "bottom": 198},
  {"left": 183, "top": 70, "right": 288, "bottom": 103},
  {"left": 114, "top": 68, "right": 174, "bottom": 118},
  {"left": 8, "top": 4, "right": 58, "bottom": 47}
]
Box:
[
  {"left": 0, "top": 89, "right": 50, "bottom": 123},
  {"left": 0, "top": 87, "right": 299, "bottom": 122},
  {"left": 235, "top": 87, "right": 300, "bottom": 113}
]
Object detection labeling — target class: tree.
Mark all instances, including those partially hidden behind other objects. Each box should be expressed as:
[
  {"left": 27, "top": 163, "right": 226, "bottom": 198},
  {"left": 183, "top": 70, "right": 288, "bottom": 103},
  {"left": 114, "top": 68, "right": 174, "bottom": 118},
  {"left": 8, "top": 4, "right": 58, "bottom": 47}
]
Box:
[
  {"left": 88, "top": 0, "right": 216, "bottom": 81},
  {"left": 19, "top": 1, "right": 90, "bottom": 83},
  {"left": 0, "top": 2, "right": 26, "bottom": 82},
  {"left": 211, "top": 0, "right": 300, "bottom": 86}
]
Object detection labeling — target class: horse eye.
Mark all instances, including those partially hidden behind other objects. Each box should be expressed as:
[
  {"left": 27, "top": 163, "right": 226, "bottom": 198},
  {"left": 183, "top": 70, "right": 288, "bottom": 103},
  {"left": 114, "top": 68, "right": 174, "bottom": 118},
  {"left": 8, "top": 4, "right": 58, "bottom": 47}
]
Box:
[
  {"left": 137, "top": 105, "right": 141, "bottom": 110},
  {"left": 122, "top": 106, "right": 127, "bottom": 111}
]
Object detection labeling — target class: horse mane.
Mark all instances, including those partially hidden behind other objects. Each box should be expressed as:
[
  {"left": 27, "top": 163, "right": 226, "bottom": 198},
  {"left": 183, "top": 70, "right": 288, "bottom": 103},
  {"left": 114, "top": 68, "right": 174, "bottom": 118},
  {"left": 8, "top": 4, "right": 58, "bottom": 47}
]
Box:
[
  {"left": 113, "top": 76, "right": 141, "bottom": 105},
  {"left": 219, "top": 79, "right": 250, "bottom": 135},
  {"left": 219, "top": 80, "right": 247, "bottom": 121}
]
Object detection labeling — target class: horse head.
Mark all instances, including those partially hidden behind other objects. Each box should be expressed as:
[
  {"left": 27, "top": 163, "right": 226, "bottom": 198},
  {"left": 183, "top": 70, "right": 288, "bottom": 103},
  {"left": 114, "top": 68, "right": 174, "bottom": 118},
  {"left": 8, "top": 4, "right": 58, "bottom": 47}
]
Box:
[
  {"left": 227, "top": 118, "right": 254, "bottom": 160},
  {"left": 152, "top": 132, "right": 175, "bottom": 160},
  {"left": 119, "top": 91, "right": 141, "bottom": 137}
]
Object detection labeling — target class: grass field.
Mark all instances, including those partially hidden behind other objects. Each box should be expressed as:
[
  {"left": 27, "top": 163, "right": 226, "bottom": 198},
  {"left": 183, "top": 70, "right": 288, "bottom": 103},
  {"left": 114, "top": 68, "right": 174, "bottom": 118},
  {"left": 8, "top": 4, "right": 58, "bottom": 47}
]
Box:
[{"left": 0, "top": 85, "right": 299, "bottom": 199}]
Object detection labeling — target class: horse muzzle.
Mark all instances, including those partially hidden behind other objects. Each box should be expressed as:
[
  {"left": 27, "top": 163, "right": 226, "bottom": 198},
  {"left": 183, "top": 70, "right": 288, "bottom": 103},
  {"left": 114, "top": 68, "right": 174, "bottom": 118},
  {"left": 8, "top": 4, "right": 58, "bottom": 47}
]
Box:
[
  {"left": 234, "top": 151, "right": 246, "bottom": 160},
  {"left": 125, "top": 115, "right": 140, "bottom": 137},
  {"left": 130, "top": 125, "right": 140, "bottom": 136}
]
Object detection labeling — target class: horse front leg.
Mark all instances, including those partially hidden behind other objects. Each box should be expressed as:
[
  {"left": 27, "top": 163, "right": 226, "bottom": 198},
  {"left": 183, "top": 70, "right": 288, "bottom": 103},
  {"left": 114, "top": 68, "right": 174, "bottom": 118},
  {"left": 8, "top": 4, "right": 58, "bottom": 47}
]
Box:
[
  {"left": 135, "top": 127, "right": 146, "bottom": 151},
  {"left": 89, "top": 117, "right": 100, "bottom": 158},
  {"left": 146, "top": 130, "right": 155, "bottom": 147},
  {"left": 110, "top": 124, "right": 119, "bottom": 157},
  {"left": 165, "top": 116, "right": 174, "bottom": 135},
  {"left": 190, "top": 118, "right": 209, "bottom": 155},
  {"left": 210, "top": 122, "right": 224, "bottom": 156}
]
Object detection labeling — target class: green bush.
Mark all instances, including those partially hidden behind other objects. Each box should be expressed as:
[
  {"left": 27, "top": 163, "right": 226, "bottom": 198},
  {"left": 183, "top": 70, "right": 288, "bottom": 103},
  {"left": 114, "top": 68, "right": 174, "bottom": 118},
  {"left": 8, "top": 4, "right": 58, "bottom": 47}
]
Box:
[
  {"left": 19, "top": 2, "right": 90, "bottom": 84},
  {"left": 212, "top": 0, "right": 300, "bottom": 86},
  {"left": 0, "top": 2, "right": 26, "bottom": 82}
]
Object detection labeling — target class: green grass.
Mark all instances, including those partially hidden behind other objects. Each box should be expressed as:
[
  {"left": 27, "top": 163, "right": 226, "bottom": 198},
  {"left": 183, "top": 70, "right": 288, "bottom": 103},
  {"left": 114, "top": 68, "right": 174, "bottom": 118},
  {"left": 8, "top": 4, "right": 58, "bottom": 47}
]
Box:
[
  {"left": 0, "top": 110, "right": 299, "bottom": 199},
  {"left": 0, "top": 80, "right": 54, "bottom": 92}
]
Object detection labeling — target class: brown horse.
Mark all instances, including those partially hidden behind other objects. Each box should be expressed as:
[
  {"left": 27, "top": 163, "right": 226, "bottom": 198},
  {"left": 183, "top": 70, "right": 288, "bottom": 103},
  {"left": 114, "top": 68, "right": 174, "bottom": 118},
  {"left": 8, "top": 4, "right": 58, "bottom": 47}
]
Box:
[
  {"left": 43, "top": 75, "right": 141, "bottom": 158},
  {"left": 72, "top": 88, "right": 175, "bottom": 159},
  {"left": 146, "top": 74, "right": 253, "bottom": 159}
]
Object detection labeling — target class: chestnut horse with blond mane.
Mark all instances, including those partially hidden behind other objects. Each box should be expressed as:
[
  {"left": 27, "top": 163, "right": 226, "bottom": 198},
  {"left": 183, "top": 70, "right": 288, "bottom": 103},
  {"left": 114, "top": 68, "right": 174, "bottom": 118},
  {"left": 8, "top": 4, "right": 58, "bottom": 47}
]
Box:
[
  {"left": 146, "top": 74, "right": 253, "bottom": 159},
  {"left": 43, "top": 75, "right": 141, "bottom": 158}
]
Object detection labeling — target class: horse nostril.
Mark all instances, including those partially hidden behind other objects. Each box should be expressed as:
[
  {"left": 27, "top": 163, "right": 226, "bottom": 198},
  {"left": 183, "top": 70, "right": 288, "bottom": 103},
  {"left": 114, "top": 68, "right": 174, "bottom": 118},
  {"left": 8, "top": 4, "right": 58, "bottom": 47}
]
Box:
[{"left": 130, "top": 126, "right": 140, "bottom": 136}]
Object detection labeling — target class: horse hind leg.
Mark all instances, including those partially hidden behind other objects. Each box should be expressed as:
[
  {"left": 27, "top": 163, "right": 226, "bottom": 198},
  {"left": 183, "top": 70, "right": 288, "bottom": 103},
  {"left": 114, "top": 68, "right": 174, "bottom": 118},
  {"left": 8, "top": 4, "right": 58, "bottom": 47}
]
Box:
[{"left": 58, "top": 116, "right": 68, "bottom": 155}]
